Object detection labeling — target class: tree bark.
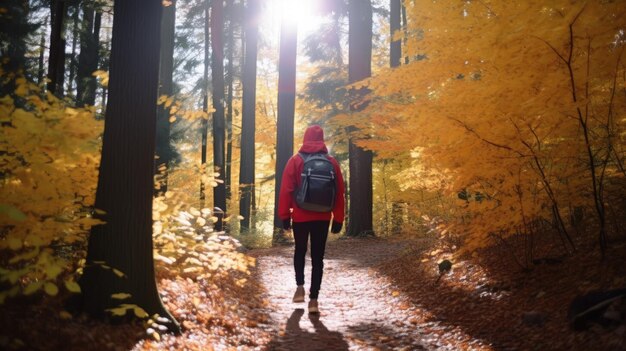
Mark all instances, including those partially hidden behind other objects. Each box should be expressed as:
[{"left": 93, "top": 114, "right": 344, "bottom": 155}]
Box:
[
  {"left": 211, "top": 0, "right": 227, "bottom": 231},
  {"left": 78, "top": 0, "right": 179, "bottom": 333},
  {"left": 155, "top": 0, "right": 177, "bottom": 196},
  {"left": 272, "top": 19, "right": 297, "bottom": 243},
  {"left": 47, "top": 0, "right": 67, "bottom": 97},
  {"left": 239, "top": 0, "right": 259, "bottom": 231},
  {"left": 346, "top": 0, "right": 374, "bottom": 237}
]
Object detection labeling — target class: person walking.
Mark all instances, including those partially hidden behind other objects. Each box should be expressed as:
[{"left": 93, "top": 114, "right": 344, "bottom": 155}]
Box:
[{"left": 278, "top": 125, "right": 345, "bottom": 314}]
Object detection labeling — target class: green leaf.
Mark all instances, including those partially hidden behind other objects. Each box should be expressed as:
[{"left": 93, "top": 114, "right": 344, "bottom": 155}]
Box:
[
  {"left": 111, "top": 293, "right": 132, "bottom": 300},
  {"left": 44, "top": 282, "right": 58, "bottom": 296},
  {"left": 0, "top": 204, "right": 27, "bottom": 222},
  {"left": 64, "top": 280, "right": 81, "bottom": 293}
]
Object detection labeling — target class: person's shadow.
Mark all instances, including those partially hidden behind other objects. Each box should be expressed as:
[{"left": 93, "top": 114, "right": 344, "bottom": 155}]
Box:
[{"left": 267, "top": 308, "right": 349, "bottom": 351}]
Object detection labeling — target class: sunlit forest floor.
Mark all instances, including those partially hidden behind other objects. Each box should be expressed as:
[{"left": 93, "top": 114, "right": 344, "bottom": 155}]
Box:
[{"left": 2, "top": 235, "right": 625, "bottom": 350}]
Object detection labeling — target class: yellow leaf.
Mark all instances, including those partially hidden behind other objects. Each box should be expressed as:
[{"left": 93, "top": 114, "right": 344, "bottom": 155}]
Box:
[
  {"left": 7, "top": 237, "right": 22, "bottom": 251},
  {"left": 111, "top": 293, "right": 132, "bottom": 300},
  {"left": 64, "top": 280, "right": 81, "bottom": 293},
  {"left": 133, "top": 306, "right": 149, "bottom": 318},
  {"left": 23, "top": 281, "right": 43, "bottom": 295},
  {"left": 112, "top": 268, "right": 125, "bottom": 278},
  {"left": 45, "top": 264, "right": 63, "bottom": 279},
  {"left": 391, "top": 290, "right": 400, "bottom": 297},
  {"left": 15, "top": 84, "right": 28, "bottom": 97},
  {"left": 59, "top": 311, "right": 72, "bottom": 320},
  {"left": 157, "top": 95, "right": 168, "bottom": 105},
  {"left": 107, "top": 306, "right": 128, "bottom": 316},
  {"left": 151, "top": 331, "right": 161, "bottom": 341},
  {"left": 44, "top": 282, "right": 58, "bottom": 296}
]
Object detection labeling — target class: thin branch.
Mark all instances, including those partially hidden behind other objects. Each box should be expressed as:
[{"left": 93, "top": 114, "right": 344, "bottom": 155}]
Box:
[
  {"left": 447, "top": 116, "right": 526, "bottom": 157},
  {"left": 533, "top": 35, "right": 567, "bottom": 64}
]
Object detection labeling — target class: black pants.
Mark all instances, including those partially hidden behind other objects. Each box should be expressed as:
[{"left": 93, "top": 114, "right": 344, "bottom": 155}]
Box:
[{"left": 293, "top": 220, "right": 329, "bottom": 299}]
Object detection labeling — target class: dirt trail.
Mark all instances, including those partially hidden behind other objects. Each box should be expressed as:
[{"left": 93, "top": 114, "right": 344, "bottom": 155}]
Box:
[{"left": 250, "top": 238, "right": 479, "bottom": 350}]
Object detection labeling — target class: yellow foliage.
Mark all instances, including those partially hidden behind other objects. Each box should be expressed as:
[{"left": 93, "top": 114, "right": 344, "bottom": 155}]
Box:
[
  {"left": 0, "top": 71, "right": 103, "bottom": 302},
  {"left": 361, "top": 0, "right": 626, "bottom": 251},
  {"left": 152, "top": 190, "right": 255, "bottom": 286}
]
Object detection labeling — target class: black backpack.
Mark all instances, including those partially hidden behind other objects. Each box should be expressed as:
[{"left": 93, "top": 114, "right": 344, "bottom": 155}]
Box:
[{"left": 295, "top": 153, "right": 336, "bottom": 212}]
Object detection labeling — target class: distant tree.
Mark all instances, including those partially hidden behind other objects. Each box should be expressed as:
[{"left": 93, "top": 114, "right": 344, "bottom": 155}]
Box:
[
  {"left": 76, "top": 1, "right": 102, "bottom": 106},
  {"left": 79, "top": 0, "right": 179, "bottom": 332},
  {"left": 346, "top": 0, "right": 374, "bottom": 237},
  {"left": 211, "top": 0, "right": 227, "bottom": 231},
  {"left": 155, "top": 0, "right": 177, "bottom": 196},
  {"left": 0, "top": 0, "right": 41, "bottom": 84},
  {"left": 239, "top": 0, "right": 260, "bottom": 230},
  {"left": 272, "top": 18, "right": 298, "bottom": 242},
  {"left": 390, "top": 0, "right": 401, "bottom": 68},
  {"left": 47, "top": 0, "right": 67, "bottom": 96},
  {"left": 200, "top": 1, "right": 211, "bottom": 204}
]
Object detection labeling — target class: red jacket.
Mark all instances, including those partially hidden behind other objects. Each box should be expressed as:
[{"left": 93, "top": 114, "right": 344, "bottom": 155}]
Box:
[{"left": 278, "top": 125, "right": 345, "bottom": 224}]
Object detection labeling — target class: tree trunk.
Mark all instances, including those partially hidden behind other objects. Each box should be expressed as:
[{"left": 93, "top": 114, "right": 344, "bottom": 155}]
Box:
[
  {"left": 211, "top": 0, "right": 227, "bottom": 231},
  {"left": 401, "top": 2, "right": 409, "bottom": 64},
  {"left": 390, "top": 0, "right": 401, "bottom": 68},
  {"left": 67, "top": 6, "right": 79, "bottom": 98},
  {"left": 239, "top": 0, "right": 259, "bottom": 231},
  {"left": 47, "top": 0, "right": 67, "bottom": 97},
  {"left": 346, "top": 0, "right": 374, "bottom": 237},
  {"left": 79, "top": 0, "right": 179, "bottom": 332},
  {"left": 76, "top": 3, "right": 101, "bottom": 106},
  {"left": 38, "top": 20, "right": 47, "bottom": 86},
  {"left": 200, "top": 3, "right": 210, "bottom": 204},
  {"left": 272, "top": 19, "right": 298, "bottom": 243},
  {"left": 155, "top": 0, "right": 177, "bottom": 197},
  {"left": 224, "top": 0, "right": 235, "bottom": 204}
]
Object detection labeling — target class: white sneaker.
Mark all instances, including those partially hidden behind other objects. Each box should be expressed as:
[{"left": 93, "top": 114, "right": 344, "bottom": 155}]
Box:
[{"left": 292, "top": 286, "right": 305, "bottom": 303}]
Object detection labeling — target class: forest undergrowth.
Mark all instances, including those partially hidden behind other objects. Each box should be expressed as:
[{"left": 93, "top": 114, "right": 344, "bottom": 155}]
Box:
[{"left": 2, "top": 216, "right": 625, "bottom": 350}]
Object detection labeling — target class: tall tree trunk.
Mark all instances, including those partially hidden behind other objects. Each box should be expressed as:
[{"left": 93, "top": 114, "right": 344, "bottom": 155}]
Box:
[
  {"left": 390, "top": 0, "right": 401, "bottom": 68},
  {"left": 346, "top": 0, "right": 373, "bottom": 237},
  {"left": 38, "top": 19, "right": 47, "bottom": 86},
  {"left": 211, "top": 0, "right": 227, "bottom": 231},
  {"left": 47, "top": 0, "right": 67, "bottom": 97},
  {"left": 224, "top": 0, "right": 235, "bottom": 204},
  {"left": 401, "top": 1, "right": 409, "bottom": 64},
  {"left": 239, "top": 0, "right": 259, "bottom": 231},
  {"left": 155, "top": 0, "right": 177, "bottom": 197},
  {"left": 273, "top": 19, "right": 298, "bottom": 242},
  {"left": 76, "top": 3, "right": 101, "bottom": 106},
  {"left": 67, "top": 6, "right": 79, "bottom": 98},
  {"left": 78, "top": 0, "right": 179, "bottom": 332},
  {"left": 200, "top": 3, "right": 210, "bottom": 204}
]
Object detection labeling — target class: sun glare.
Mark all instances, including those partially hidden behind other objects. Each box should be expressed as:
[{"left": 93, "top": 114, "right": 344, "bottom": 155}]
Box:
[{"left": 265, "top": 0, "right": 325, "bottom": 35}]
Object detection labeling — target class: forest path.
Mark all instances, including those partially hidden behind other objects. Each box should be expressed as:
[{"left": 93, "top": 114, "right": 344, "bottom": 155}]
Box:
[{"left": 250, "top": 237, "right": 463, "bottom": 350}]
